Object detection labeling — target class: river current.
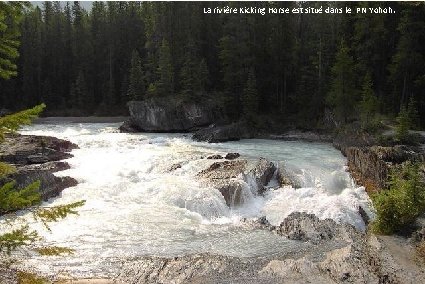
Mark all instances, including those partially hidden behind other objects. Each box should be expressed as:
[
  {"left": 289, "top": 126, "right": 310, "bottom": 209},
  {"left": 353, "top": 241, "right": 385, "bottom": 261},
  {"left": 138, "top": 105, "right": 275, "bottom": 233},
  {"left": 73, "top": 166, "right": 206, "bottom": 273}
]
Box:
[{"left": 14, "top": 122, "right": 373, "bottom": 278}]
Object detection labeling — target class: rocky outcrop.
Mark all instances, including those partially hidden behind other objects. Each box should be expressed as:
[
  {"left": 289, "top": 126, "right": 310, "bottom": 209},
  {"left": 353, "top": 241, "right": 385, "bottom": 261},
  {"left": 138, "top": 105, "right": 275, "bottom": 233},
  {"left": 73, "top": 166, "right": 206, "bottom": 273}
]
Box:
[
  {"left": 192, "top": 122, "right": 255, "bottom": 143},
  {"left": 197, "top": 158, "right": 277, "bottom": 206},
  {"left": 0, "top": 134, "right": 77, "bottom": 165},
  {"left": 120, "top": 98, "right": 225, "bottom": 133},
  {"left": 275, "top": 212, "right": 360, "bottom": 244},
  {"left": 116, "top": 212, "right": 424, "bottom": 284},
  {"left": 342, "top": 145, "right": 424, "bottom": 192},
  {"left": 0, "top": 134, "right": 78, "bottom": 201}
]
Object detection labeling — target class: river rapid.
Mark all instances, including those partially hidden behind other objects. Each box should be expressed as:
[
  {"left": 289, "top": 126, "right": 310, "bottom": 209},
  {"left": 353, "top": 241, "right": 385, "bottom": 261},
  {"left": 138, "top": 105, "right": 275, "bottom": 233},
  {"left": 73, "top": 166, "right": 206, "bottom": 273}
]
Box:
[{"left": 16, "top": 122, "right": 373, "bottom": 278}]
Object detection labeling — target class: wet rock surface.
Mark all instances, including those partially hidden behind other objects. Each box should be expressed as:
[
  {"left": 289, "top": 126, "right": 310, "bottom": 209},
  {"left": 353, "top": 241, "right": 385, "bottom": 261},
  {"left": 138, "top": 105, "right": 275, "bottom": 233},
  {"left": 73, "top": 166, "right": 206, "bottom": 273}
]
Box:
[
  {"left": 192, "top": 122, "right": 255, "bottom": 143},
  {"left": 341, "top": 145, "right": 424, "bottom": 192},
  {"left": 121, "top": 98, "right": 225, "bottom": 133},
  {"left": 116, "top": 212, "right": 425, "bottom": 284},
  {"left": 0, "top": 134, "right": 78, "bottom": 200},
  {"left": 275, "top": 212, "right": 361, "bottom": 244},
  {"left": 197, "top": 158, "right": 277, "bottom": 206},
  {"left": 0, "top": 134, "right": 77, "bottom": 165}
]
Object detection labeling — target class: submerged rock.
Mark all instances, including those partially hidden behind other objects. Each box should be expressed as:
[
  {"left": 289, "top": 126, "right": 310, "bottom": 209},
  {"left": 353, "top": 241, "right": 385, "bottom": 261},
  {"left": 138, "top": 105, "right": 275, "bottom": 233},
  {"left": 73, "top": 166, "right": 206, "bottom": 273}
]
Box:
[
  {"left": 197, "top": 158, "right": 276, "bottom": 206},
  {"left": 192, "top": 121, "right": 255, "bottom": 143},
  {"left": 120, "top": 98, "right": 225, "bottom": 132}
]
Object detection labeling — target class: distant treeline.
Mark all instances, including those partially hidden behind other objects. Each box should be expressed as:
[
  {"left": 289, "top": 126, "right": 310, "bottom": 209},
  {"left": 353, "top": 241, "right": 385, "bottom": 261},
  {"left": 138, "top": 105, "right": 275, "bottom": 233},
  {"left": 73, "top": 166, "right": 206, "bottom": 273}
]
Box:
[{"left": 0, "top": 1, "right": 424, "bottom": 127}]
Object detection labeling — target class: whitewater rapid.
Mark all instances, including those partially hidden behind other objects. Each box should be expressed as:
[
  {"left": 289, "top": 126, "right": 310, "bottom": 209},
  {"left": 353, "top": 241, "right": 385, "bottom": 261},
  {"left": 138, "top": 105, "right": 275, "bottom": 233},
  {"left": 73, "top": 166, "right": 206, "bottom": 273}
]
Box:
[{"left": 15, "top": 122, "right": 373, "bottom": 277}]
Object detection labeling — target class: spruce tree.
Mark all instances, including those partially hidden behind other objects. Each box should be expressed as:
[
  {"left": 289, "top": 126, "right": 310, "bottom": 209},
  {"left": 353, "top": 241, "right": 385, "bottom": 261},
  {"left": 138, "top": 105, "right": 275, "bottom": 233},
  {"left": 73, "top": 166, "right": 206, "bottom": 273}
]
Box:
[
  {"left": 242, "top": 68, "right": 259, "bottom": 122},
  {"left": 196, "top": 58, "right": 209, "bottom": 95},
  {"left": 407, "top": 96, "right": 420, "bottom": 130},
  {"left": 0, "top": 2, "right": 27, "bottom": 79},
  {"left": 359, "top": 73, "right": 379, "bottom": 129},
  {"left": 396, "top": 105, "right": 410, "bottom": 142},
  {"left": 179, "top": 41, "right": 198, "bottom": 100},
  {"left": 156, "top": 39, "right": 173, "bottom": 97},
  {"left": 327, "top": 41, "right": 358, "bottom": 123},
  {"left": 128, "top": 50, "right": 145, "bottom": 100}
]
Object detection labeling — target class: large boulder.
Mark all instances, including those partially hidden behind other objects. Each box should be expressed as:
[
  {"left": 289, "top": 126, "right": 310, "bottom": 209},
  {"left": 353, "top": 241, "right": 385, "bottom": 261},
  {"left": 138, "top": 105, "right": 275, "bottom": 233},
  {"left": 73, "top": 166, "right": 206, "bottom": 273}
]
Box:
[
  {"left": 192, "top": 121, "right": 255, "bottom": 143},
  {"left": 275, "top": 212, "right": 360, "bottom": 244},
  {"left": 197, "top": 158, "right": 277, "bottom": 206},
  {"left": 120, "top": 98, "right": 225, "bottom": 132}
]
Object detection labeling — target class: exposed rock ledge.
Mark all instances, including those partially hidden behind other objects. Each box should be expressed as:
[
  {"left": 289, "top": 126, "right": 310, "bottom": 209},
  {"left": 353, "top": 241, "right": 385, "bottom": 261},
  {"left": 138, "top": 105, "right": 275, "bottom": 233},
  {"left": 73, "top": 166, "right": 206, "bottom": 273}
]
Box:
[
  {"left": 116, "top": 212, "right": 425, "bottom": 284},
  {"left": 0, "top": 134, "right": 78, "bottom": 200},
  {"left": 333, "top": 128, "right": 425, "bottom": 192},
  {"left": 120, "top": 98, "right": 226, "bottom": 133}
]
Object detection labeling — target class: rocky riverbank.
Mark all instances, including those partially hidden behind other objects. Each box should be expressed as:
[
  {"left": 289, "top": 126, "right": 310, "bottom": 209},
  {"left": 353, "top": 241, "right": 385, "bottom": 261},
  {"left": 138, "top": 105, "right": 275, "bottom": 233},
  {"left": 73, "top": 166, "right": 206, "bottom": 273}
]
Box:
[
  {"left": 0, "top": 134, "right": 79, "bottom": 284},
  {"left": 0, "top": 134, "right": 78, "bottom": 201},
  {"left": 116, "top": 212, "right": 425, "bottom": 284}
]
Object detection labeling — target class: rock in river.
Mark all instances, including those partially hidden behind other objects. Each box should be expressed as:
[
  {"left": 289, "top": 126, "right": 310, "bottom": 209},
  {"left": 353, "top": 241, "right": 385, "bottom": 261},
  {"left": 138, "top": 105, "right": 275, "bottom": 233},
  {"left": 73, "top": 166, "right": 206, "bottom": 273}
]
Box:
[
  {"left": 197, "top": 158, "right": 277, "bottom": 206},
  {"left": 192, "top": 121, "right": 255, "bottom": 143},
  {"left": 120, "top": 97, "right": 225, "bottom": 132}
]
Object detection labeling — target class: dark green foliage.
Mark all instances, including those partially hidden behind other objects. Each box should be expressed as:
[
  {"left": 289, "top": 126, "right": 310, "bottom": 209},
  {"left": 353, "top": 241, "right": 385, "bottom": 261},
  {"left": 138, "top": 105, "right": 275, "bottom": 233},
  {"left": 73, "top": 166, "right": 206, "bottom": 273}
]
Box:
[
  {"left": 327, "top": 41, "right": 358, "bottom": 123},
  {"left": 407, "top": 96, "right": 420, "bottom": 130},
  {"left": 0, "top": 225, "right": 39, "bottom": 255},
  {"left": 359, "top": 73, "right": 380, "bottom": 131},
  {"left": 395, "top": 106, "right": 410, "bottom": 142},
  {"left": 155, "top": 39, "right": 173, "bottom": 97},
  {"left": 0, "top": 2, "right": 28, "bottom": 79},
  {"left": 0, "top": 181, "right": 41, "bottom": 214},
  {"left": 128, "top": 50, "right": 145, "bottom": 100},
  {"left": 0, "top": 104, "right": 46, "bottom": 141},
  {"left": 372, "top": 162, "right": 425, "bottom": 235},
  {"left": 242, "top": 68, "right": 259, "bottom": 122},
  {"left": 0, "top": 2, "right": 424, "bottom": 127}
]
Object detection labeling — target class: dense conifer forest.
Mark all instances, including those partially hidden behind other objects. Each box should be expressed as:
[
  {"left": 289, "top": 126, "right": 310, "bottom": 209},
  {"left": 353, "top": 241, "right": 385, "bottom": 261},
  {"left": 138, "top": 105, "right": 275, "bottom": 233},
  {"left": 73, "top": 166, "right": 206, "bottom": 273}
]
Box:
[{"left": 0, "top": 1, "right": 424, "bottom": 129}]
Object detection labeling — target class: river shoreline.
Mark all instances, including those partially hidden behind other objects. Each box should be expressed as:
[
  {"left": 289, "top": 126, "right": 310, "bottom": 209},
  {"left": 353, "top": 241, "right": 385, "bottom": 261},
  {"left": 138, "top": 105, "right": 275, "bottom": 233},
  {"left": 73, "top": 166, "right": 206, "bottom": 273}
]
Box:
[{"left": 1, "top": 120, "right": 424, "bottom": 283}]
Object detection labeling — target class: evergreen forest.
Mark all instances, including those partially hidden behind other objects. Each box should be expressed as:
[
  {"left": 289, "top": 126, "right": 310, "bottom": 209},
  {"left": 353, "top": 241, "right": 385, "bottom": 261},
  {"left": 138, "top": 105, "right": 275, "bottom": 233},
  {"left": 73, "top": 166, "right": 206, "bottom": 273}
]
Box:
[{"left": 0, "top": 1, "right": 424, "bottom": 129}]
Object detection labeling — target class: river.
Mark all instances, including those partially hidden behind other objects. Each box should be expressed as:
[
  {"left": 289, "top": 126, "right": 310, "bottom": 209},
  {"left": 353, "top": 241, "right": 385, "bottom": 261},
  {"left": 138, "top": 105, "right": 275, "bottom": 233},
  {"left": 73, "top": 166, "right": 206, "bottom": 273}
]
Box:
[{"left": 16, "top": 122, "right": 373, "bottom": 278}]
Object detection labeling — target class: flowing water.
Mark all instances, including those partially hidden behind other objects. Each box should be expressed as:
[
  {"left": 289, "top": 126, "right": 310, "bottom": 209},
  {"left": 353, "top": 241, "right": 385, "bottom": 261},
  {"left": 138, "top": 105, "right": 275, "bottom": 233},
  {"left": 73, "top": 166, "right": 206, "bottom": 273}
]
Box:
[{"left": 10, "top": 122, "right": 373, "bottom": 277}]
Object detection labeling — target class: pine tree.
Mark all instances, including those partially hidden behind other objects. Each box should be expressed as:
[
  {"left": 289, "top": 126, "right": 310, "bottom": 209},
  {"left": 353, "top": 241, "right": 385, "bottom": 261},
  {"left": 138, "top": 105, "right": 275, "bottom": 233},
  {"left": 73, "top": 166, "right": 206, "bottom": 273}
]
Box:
[
  {"left": 327, "top": 40, "right": 358, "bottom": 123},
  {"left": 0, "top": 2, "right": 27, "bottom": 79},
  {"left": 196, "top": 58, "right": 209, "bottom": 94},
  {"left": 179, "top": 41, "right": 198, "bottom": 100},
  {"left": 359, "top": 73, "right": 379, "bottom": 129},
  {"left": 128, "top": 50, "right": 145, "bottom": 100},
  {"left": 407, "top": 96, "right": 420, "bottom": 130},
  {"left": 396, "top": 105, "right": 410, "bottom": 142},
  {"left": 242, "top": 68, "right": 259, "bottom": 122},
  {"left": 156, "top": 39, "right": 173, "bottom": 96}
]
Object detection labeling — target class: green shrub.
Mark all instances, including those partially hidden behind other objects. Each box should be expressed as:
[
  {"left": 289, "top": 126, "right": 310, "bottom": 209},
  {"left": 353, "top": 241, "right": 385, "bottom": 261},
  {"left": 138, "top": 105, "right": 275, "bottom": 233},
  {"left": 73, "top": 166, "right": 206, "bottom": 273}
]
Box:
[{"left": 372, "top": 162, "right": 425, "bottom": 235}]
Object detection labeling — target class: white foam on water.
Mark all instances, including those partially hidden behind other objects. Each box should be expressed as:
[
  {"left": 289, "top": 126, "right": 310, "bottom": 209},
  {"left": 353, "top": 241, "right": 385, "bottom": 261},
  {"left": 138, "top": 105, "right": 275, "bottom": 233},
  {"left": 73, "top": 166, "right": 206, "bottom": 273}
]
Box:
[{"left": 8, "top": 122, "right": 374, "bottom": 277}]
